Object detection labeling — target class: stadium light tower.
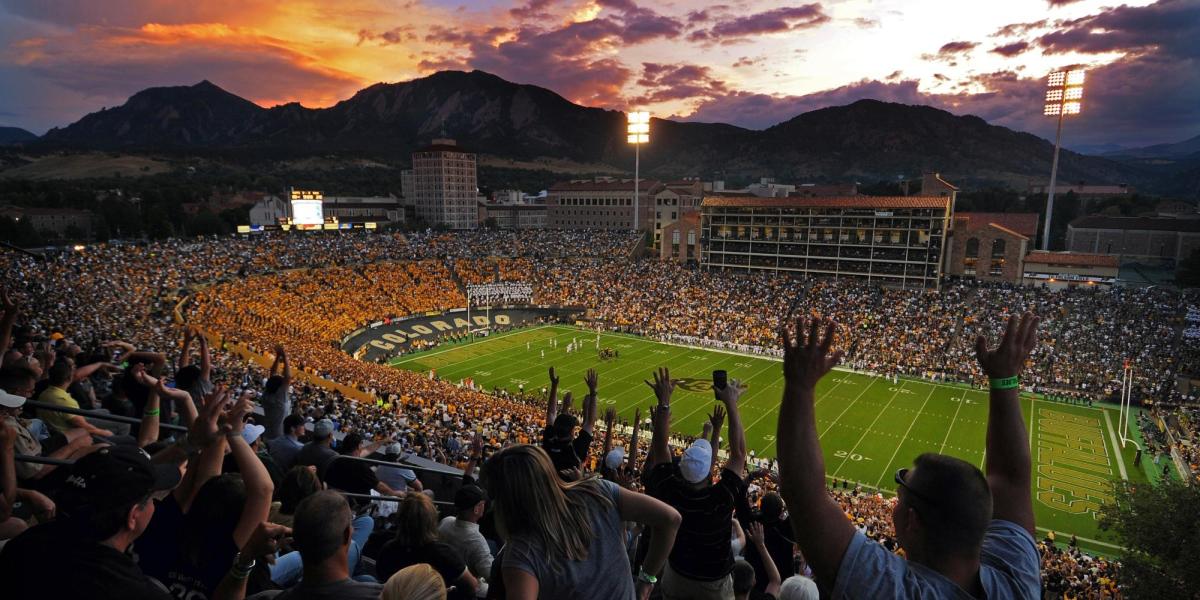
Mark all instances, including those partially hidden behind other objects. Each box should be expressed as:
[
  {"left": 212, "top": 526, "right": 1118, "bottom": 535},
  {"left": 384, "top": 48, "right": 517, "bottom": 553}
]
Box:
[
  {"left": 1041, "top": 68, "right": 1085, "bottom": 250},
  {"left": 627, "top": 111, "right": 650, "bottom": 231}
]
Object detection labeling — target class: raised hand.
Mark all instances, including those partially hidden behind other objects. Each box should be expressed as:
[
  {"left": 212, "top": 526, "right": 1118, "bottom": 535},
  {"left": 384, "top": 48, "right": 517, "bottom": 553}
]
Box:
[
  {"left": 585, "top": 368, "right": 598, "bottom": 394},
  {"left": 131, "top": 363, "right": 152, "bottom": 387},
  {"left": 975, "top": 311, "right": 1040, "bottom": 379},
  {"left": 561, "top": 391, "right": 574, "bottom": 415},
  {"left": 781, "top": 316, "right": 843, "bottom": 392},
  {"left": 709, "top": 404, "right": 726, "bottom": 432},
  {"left": 716, "top": 379, "right": 745, "bottom": 406},
  {"left": 747, "top": 521, "right": 766, "bottom": 547},
  {"left": 644, "top": 367, "right": 675, "bottom": 407},
  {"left": 189, "top": 385, "right": 229, "bottom": 447},
  {"left": 548, "top": 366, "right": 559, "bottom": 388},
  {"left": 604, "top": 407, "right": 617, "bottom": 429}
]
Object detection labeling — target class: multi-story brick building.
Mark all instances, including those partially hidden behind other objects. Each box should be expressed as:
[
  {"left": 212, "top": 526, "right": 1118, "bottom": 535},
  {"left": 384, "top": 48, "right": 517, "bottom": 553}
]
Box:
[
  {"left": 945, "top": 212, "right": 1039, "bottom": 283},
  {"left": 546, "top": 179, "right": 663, "bottom": 231},
  {"left": 412, "top": 139, "right": 477, "bottom": 230},
  {"left": 660, "top": 212, "right": 701, "bottom": 263}
]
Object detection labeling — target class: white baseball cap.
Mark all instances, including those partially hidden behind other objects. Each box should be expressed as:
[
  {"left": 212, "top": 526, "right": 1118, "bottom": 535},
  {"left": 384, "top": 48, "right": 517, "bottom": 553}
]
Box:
[
  {"left": 241, "top": 423, "right": 266, "bottom": 445},
  {"left": 679, "top": 438, "right": 712, "bottom": 483},
  {"left": 0, "top": 390, "right": 26, "bottom": 408},
  {"left": 604, "top": 447, "right": 626, "bottom": 470}
]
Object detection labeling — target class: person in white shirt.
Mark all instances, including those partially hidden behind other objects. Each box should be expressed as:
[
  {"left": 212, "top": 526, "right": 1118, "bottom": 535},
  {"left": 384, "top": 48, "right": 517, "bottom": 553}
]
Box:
[{"left": 438, "top": 484, "right": 493, "bottom": 591}]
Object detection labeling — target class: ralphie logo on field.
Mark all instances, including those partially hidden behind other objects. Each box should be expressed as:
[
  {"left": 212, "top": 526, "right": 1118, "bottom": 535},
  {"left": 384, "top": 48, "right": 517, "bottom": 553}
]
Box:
[
  {"left": 368, "top": 313, "right": 513, "bottom": 351},
  {"left": 1035, "top": 408, "right": 1114, "bottom": 517}
]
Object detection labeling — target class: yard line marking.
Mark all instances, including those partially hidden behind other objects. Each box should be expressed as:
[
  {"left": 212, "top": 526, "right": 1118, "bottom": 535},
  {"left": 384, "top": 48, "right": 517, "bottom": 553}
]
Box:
[
  {"left": 1101, "top": 408, "right": 1128, "bottom": 480},
  {"left": 937, "top": 388, "right": 969, "bottom": 455},
  {"left": 874, "top": 384, "right": 937, "bottom": 488},
  {"left": 744, "top": 375, "right": 845, "bottom": 434},
  {"left": 830, "top": 380, "right": 909, "bottom": 478},
  {"left": 818, "top": 374, "right": 885, "bottom": 440}
]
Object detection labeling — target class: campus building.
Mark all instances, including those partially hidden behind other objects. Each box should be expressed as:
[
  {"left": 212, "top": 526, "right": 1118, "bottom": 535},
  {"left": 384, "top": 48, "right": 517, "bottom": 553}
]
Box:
[
  {"left": 1021, "top": 251, "right": 1119, "bottom": 289},
  {"left": 945, "top": 212, "right": 1040, "bottom": 283},
  {"left": 1066, "top": 215, "right": 1200, "bottom": 264},
  {"left": 546, "top": 179, "right": 663, "bottom": 231},
  {"left": 699, "top": 194, "right": 954, "bottom": 288},
  {"left": 412, "top": 139, "right": 478, "bottom": 230}
]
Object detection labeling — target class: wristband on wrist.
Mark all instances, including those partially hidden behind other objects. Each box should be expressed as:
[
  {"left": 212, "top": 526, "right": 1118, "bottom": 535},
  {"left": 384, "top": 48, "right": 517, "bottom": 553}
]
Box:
[
  {"left": 637, "top": 568, "right": 658, "bottom": 585},
  {"left": 989, "top": 376, "right": 1019, "bottom": 390},
  {"left": 143, "top": 409, "right": 160, "bottom": 417},
  {"left": 230, "top": 552, "right": 256, "bottom": 579}
]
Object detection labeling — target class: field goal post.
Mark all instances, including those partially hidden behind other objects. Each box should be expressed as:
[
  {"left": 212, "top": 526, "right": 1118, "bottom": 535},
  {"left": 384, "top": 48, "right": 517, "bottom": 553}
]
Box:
[{"left": 465, "top": 282, "right": 533, "bottom": 337}]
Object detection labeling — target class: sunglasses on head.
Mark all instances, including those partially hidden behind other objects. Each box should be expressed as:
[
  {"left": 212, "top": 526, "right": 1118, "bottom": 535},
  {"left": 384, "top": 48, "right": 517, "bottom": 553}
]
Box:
[{"left": 894, "top": 468, "right": 940, "bottom": 507}]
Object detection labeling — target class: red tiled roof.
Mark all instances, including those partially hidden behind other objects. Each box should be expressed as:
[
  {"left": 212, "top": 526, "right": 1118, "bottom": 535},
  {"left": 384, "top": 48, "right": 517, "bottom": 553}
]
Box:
[
  {"left": 550, "top": 180, "right": 664, "bottom": 192},
  {"left": 955, "top": 212, "right": 1040, "bottom": 237},
  {"left": 701, "top": 195, "right": 949, "bottom": 209},
  {"left": 1023, "top": 251, "right": 1119, "bottom": 268}
]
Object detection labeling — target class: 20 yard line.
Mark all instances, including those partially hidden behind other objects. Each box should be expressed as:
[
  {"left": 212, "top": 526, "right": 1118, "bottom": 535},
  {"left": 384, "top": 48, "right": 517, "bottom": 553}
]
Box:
[{"left": 829, "top": 381, "right": 909, "bottom": 479}]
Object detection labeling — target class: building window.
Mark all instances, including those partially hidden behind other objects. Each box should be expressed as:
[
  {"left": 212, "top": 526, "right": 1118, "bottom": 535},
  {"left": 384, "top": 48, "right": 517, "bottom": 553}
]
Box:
[
  {"left": 991, "top": 239, "right": 1006, "bottom": 258},
  {"left": 965, "top": 238, "right": 980, "bottom": 258}
]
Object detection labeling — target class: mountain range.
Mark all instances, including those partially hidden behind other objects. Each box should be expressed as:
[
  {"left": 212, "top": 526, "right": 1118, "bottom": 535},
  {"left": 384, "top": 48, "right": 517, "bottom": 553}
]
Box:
[
  {"left": 0, "top": 126, "right": 37, "bottom": 145},
  {"left": 18, "top": 70, "right": 1200, "bottom": 195}
]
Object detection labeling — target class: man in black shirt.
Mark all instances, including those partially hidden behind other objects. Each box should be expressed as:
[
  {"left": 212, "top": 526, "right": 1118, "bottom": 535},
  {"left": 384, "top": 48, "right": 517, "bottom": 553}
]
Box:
[
  {"left": 540, "top": 367, "right": 598, "bottom": 478},
  {"left": 0, "top": 445, "right": 181, "bottom": 600},
  {"left": 324, "top": 432, "right": 405, "bottom": 510},
  {"left": 643, "top": 367, "right": 749, "bottom": 600},
  {"left": 742, "top": 491, "right": 796, "bottom": 594}
]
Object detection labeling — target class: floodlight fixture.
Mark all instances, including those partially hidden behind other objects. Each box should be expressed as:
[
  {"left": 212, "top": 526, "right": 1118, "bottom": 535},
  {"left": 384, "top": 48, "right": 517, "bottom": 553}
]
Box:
[
  {"left": 626, "top": 110, "right": 651, "bottom": 230},
  {"left": 1040, "top": 67, "right": 1087, "bottom": 250}
]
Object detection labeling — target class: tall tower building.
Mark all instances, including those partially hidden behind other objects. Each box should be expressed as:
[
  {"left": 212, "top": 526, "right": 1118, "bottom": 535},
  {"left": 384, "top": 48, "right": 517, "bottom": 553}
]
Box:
[{"left": 412, "top": 138, "right": 478, "bottom": 229}]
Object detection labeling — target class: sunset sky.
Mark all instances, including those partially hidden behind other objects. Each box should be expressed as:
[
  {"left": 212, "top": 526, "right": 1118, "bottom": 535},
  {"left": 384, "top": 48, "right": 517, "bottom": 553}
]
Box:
[{"left": 1, "top": 0, "right": 1196, "bottom": 149}]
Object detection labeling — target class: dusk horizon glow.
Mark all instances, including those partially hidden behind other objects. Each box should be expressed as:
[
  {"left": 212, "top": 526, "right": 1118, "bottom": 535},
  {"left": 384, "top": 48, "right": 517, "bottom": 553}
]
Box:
[{"left": 1, "top": 0, "right": 1197, "bottom": 149}]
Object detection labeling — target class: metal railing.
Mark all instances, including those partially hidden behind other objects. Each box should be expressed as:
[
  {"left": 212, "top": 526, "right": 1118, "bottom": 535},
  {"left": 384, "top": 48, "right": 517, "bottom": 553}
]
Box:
[
  {"left": 15, "top": 402, "right": 466, "bottom": 505},
  {"left": 24, "top": 399, "right": 188, "bottom": 433}
]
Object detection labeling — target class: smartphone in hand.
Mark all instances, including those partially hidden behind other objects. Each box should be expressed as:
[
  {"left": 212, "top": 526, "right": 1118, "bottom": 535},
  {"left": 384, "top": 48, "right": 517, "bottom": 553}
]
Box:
[{"left": 713, "top": 370, "right": 727, "bottom": 399}]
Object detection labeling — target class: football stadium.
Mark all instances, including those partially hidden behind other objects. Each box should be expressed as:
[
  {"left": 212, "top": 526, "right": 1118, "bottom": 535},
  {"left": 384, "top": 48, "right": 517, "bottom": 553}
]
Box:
[{"left": 0, "top": 229, "right": 1190, "bottom": 600}]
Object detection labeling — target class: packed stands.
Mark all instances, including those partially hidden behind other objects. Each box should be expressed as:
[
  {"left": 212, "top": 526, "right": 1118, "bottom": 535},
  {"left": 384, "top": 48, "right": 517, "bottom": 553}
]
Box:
[{"left": 5, "top": 227, "right": 1192, "bottom": 598}]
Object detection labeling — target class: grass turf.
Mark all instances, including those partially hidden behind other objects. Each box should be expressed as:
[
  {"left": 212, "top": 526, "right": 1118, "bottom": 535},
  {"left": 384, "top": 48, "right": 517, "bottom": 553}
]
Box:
[{"left": 390, "top": 324, "right": 1138, "bottom": 555}]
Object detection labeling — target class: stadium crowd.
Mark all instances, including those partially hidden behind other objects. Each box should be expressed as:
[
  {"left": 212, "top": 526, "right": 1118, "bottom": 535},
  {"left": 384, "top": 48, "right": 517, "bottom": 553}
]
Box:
[{"left": 2, "top": 227, "right": 1186, "bottom": 598}]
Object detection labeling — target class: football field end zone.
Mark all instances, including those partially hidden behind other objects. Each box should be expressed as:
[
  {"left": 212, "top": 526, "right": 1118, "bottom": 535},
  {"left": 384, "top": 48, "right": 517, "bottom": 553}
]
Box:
[{"left": 386, "top": 324, "right": 1130, "bottom": 554}]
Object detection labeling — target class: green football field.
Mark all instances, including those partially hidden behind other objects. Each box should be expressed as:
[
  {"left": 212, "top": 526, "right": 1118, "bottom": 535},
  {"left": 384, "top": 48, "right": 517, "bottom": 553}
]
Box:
[{"left": 391, "top": 324, "right": 1145, "bottom": 555}]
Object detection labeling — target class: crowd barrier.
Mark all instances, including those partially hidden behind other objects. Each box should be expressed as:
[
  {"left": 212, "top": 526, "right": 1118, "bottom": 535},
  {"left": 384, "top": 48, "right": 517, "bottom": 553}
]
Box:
[{"left": 14, "top": 402, "right": 464, "bottom": 505}]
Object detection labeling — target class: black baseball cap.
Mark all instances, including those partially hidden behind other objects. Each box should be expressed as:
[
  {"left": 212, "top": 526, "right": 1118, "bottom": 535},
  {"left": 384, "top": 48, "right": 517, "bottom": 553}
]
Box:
[
  {"left": 59, "top": 445, "right": 182, "bottom": 513},
  {"left": 453, "top": 484, "right": 487, "bottom": 510}
]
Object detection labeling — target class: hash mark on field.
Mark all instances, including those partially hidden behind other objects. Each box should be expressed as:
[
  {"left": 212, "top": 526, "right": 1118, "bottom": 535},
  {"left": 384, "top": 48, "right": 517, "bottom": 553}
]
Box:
[
  {"left": 874, "top": 386, "right": 936, "bottom": 488},
  {"left": 937, "top": 388, "right": 969, "bottom": 455},
  {"left": 819, "top": 376, "right": 883, "bottom": 439}
]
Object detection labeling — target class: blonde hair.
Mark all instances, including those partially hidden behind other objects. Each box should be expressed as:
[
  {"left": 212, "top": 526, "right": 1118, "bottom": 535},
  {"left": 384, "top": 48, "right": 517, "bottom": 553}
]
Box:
[
  {"left": 480, "top": 444, "right": 611, "bottom": 567},
  {"left": 391, "top": 492, "right": 439, "bottom": 547},
  {"left": 382, "top": 563, "right": 446, "bottom": 600}
]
